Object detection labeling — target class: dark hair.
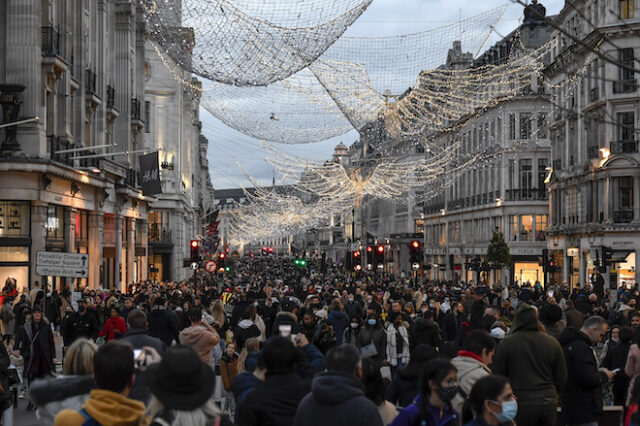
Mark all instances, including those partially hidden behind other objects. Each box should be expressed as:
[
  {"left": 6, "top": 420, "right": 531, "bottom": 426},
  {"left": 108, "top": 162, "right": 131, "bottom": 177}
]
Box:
[
  {"left": 93, "top": 341, "right": 134, "bottom": 393},
  {"left": 631, "top": 312, "right": 640, "bottom": 320},
  {"left": 361, "top": 358, "right": 385, "bottom": 406},
  {"left": 260, "top": 336, "right": 298, "bottom": 375},
  {"left": 621, "top": 326, "right": 634, "bottom": 344},
  {"left": 565, "top": 309, "right": 584, "bottom": 329},
  {"left": 188, "top": 308, "right": 202, "bottom": 323},
  {"left": 325, "top": 344, "right": 361, "bottom": 375},
  {"left": 126, "top": 309, "right": 146, "bottom": 329},
  {"left": 461, "top": 375, "right": 509, "bottom": 423},
  {"left": 398, "top": 344, "right": 437, "bottom": 380},
  {"left": 462, "top": 330, "right": 496, "bottom": 356},
  {"left": 419, "top": 359, "right": 456, "bottom": 423}
]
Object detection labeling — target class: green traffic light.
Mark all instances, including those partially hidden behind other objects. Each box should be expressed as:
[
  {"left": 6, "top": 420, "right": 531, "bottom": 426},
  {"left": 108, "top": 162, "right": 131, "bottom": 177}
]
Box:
[
  {"left": 225, "top": 266, "right": 230, "bottom": 272},
  {"left": 300, "top": 259, "right": 307, "bottom": 266}
]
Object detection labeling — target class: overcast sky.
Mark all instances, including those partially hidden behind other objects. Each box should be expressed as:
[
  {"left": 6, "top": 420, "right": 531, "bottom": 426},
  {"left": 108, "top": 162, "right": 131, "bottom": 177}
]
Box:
[{"left": 204, "top": 0, "right": 565, "bottom": 189}]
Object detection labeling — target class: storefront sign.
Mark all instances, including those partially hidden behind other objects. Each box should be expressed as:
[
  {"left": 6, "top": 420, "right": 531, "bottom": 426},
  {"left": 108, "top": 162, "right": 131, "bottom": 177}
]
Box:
[
  {"left": 36, "top": 251, "right": 89, "bottom": 278},
  {"left": 139, "top": 152, "right": 162, "bottom": 196}
]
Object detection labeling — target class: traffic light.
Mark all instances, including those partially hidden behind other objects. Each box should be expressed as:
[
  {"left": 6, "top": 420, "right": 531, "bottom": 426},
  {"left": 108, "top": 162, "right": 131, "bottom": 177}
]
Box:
[
  {"left": 217, "top": 252, "right": 226, "bottom": 270},
  {"left": 375, "top": 244, "right": 385, "bottom": 266},
  {"left": 190, "top": 240, "right": 200, "bottom": 262},
  {"left": 366, "top": 246, "right": 373, "bottom": 266},
  {"left": 261, "top": 246, "right": 268, "bottom": 256},
  {"left": 294, "top": 258, "right": 307, "bottom": 267},
  {"left": 409, "top": 240, "right": 422, "bottom": 265},
  {"left": 542, "top": 249, "right": 549, "bottom": 270}
]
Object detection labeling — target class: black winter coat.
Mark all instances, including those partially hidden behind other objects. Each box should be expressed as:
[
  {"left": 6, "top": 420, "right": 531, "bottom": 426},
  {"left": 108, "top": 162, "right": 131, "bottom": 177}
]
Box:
[
  {"left": 71, "top": 311, "right": 99, "bottom": 342},
  {"left": 293, "top": 372, "right": 383, "bottom": 426},
  {"left": 558, "top": 327, "right": 608, "bottom": 424},
  {"left": 148, "top": 308, "right": 178, "bottom": 346},
  {"left": 237, "top": 373, "right": 309, "bottom": 426},
  {"left": 385, "top": 374, "right": 418, "bottom": 408},
  {"left": 408, "top": 318, "right": 442, "bottom": 351}
]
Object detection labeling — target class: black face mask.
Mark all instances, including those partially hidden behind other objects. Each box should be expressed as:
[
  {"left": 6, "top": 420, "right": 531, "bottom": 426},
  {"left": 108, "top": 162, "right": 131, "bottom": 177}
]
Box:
[{"left": 436, "top": 385, "right": 459, "bottom": 404}]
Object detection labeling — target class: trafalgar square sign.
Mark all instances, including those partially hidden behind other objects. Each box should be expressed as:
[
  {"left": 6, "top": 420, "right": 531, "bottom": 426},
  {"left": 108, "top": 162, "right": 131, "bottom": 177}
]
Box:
[{"left": 36, "top": 251, "right": 89, "bottom": 278}]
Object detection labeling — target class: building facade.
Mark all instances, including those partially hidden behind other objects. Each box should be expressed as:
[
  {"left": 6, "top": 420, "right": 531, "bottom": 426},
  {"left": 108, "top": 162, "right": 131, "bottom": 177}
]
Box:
[{"left": 545, "top": 0, "right": 640, "bottom": 288}]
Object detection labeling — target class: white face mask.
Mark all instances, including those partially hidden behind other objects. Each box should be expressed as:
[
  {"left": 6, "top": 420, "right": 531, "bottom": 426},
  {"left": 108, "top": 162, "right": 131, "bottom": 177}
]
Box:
[{"left": 350, "top": 322, "right": 358, "bottom": 328}]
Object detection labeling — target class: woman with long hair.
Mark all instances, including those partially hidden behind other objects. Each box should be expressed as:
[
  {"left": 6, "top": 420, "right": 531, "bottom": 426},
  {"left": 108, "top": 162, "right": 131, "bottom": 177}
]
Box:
[
  {"left": 461, "top": 375, "right": 517, "bottom": 426},
  {"left": 362, "top": 358, "right": 397, "bottom": 425},
  {"left": 390, "top": 359, "right": 460, "bottom": 426}
]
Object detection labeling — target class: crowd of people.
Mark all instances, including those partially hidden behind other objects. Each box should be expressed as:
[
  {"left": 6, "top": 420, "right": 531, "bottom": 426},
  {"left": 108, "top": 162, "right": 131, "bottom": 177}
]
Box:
[{"left": 0, "top": 257, "right": 639, "bottom": 425}]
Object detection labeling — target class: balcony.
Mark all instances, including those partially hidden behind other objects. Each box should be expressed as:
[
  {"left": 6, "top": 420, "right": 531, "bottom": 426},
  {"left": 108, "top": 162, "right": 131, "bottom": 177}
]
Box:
[
  {"left": 106, "top": 85, "right": 116, "bottom": 109},
  {"left": 131, "top": 98, "right": 142, "bottom": 120},
  {"left": 613, "top": 79, "right": 637, "bottom": 94},
  {"left": 85, "top": 69, "right": 97, "bottom": 95},
  {"left": 505, "top": 188, "right": 548, "bottom": 201},
  {"left": 49, "top": 136, "right": 74, "bottom": 166},
  {"left": 589, "top": 87, "right": 599, "bottom": 102},
  {"left": 613, "top": 210, "right": 634, "bottom": 223},
  {"left": 148, "top": 224, "right": 172, "bottom": 243},
  {"left": 41, "top": 27, "right": 63, "bottom": 57},
  {"left": 610, "top": 140, "right": 638, "bottom": 154}
]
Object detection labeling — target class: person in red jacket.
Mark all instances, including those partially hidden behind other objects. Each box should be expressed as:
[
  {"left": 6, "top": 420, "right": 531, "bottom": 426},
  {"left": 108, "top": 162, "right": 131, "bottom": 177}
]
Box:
[{"left": 100, "top": 306, "right": 126, "bottom": 342}]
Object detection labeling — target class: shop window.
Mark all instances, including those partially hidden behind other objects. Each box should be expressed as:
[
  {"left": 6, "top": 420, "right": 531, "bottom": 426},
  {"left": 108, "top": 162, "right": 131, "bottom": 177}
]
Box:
[
  {"left": 509, "top": 215, "right": 518, "bottom": 241},
  {"left": 75, "top": 211, "right": 89, "bottom": 244},
  {"left": 0, "top": 246, "right": 29, "bottom": 262},
  {"left": 0, "top": 201, "right": 30, "bottom": 237},
  {"left": 46, "top": 205, "right": 65, "bottom": 240},
  {"left": 520, "top": 215, "right": 533, "bottom": 241},
  {"left": 535, "top": 215, "right": 547, "bottom": 241}
]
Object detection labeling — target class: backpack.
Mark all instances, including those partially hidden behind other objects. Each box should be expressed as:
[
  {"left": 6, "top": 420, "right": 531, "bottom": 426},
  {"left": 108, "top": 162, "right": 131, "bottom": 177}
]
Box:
[{"left": 78, "top": 408, "right": 101, "bottom": 426}]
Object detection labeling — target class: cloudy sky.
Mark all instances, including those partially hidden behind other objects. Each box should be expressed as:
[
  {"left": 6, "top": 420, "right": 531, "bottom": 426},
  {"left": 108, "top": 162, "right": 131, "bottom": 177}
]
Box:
[{"left": 204, "top": 0, "right": 564, "bottom": 189}]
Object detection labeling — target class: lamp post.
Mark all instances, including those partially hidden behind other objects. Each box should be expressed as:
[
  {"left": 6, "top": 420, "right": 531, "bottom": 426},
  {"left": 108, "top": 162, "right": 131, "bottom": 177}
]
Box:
[{"left": 0, "top": 84, "right": 26, "bottom": 157}]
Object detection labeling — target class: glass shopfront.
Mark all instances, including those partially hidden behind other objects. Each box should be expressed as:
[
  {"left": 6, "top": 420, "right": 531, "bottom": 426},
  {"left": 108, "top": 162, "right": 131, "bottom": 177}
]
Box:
[{"left": 0, "top": 201, "right": 30, "bottom": 292}]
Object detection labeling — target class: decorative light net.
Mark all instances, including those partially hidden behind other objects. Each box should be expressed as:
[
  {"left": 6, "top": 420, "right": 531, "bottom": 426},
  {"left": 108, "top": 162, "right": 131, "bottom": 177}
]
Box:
[{"left": 142, "top": 0, "right": 372, "bottom": 86}]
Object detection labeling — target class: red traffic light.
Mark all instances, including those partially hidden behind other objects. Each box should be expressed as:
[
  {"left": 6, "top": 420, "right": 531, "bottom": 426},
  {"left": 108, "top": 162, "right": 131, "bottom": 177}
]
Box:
[
  {"left": 377, "top": 245, "right": 384, "bottom": 253},
  {"left": 366, "top": 246, "right": 373, "bottom": 252},
  {"left": 411, "top": 241, "right": 420, "bottom": 249},
  {"left": 353, "top": 250, "right": 361, "bottom": 257},
  {"left": 219, "top": 253, "right": 226, "bottom": 259},
  {"left": 191, "top": 240, "right": 199, "bottom": 248},
  {"left": 268, "top": 247, "right": 274, "bottom": 253}
]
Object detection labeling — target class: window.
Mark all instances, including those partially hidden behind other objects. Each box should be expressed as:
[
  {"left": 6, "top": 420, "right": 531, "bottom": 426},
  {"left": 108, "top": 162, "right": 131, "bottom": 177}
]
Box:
[
  {"left": 0, "top": 201, "right": 29, "bottom": 237},
  {"left": 619, "top": 48, "right": 635, "bottom": 81},
  {"left": 519, "top": 159, "right": 533, "bottom": 196},
  {"left": 144, "top": 101, "right": 151, "bottom": 133},
  {"left": 509, "top": 216, "right": 518, "bottom": 241},
  {"left": 618, "top": 176, "right": 634, "bottom": 210},
  {"left": 537, "top": 158, "right": 548, "bottom": 194},
  {"left": 509, "top": 113, "right": 516, "bottom": 140},
  {"left": 520, "top": 113, "right": 532, "bottom": 139},
  {"left": 46, "top": 205, "right": 65, "bottom": 240},
  {"left": 621, "top": 0, "right": 634, "bottom": 19},
  {"left": 535, "top": 215, "right": 547, "bottom": 241},
  {"left": 617, "top": 111, "right": 635, "bottom": 141},
  {"left": 74, "top": 211, "right": 89, "bottom": 244},
  {"left": 520, "top": 215, "right": 533, "bottom": 241},
  {"left": 537, "top": 112, "right": 548, "bottom": 139}
]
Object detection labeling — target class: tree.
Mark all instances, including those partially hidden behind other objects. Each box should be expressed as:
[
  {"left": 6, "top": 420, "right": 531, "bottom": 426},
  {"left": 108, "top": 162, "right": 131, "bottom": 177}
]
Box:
[{"left": 486, "top": 229, "right": 511, "bottom": 286}]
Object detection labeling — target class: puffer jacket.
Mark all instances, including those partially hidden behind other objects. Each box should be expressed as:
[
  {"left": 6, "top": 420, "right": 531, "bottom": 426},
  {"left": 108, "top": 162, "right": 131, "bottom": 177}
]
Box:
[
  {"left": 29, "top": 375, "right": 95, "bottom": 422},
  {"left": 450, "top": 352, "right": 491, "bottom": 413}
]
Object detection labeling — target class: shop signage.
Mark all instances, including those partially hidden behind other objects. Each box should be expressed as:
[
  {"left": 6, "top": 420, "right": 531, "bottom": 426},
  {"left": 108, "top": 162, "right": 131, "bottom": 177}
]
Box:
[
  {"left": 36, "top": 251, "right": 89, "bottom": 278},
  {"left": 139, "top": 152, "right": 162, "bottom": 196}
]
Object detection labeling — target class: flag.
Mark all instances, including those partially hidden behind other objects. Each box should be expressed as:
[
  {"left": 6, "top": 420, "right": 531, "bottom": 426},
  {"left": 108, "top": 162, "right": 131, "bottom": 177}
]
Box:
[
  {"left": 205, "top": 220, "right": 219, "bottom": 237},
  {"left": 138, "top": 152, "right": 162, "bottom": 196}
]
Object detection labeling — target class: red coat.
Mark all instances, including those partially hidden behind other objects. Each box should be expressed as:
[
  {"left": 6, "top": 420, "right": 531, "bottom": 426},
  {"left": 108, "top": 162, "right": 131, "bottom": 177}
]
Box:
[{"left": 100, "top": 316, "right": 126, "bottom": 341}]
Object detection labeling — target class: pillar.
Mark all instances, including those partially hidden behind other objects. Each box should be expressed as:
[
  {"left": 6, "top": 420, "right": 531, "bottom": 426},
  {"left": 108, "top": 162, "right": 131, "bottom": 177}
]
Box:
[
  {"left": 114, "top": 214, "right": 123, "bottom": 291},
  {"left": 30, "top": 201, "right": 48, "bottom": 292},
  {"left": 140, "top": 219, "right": 148, "bottom": 282},
  {"left": 88, "top": 211, "right": 104, "bottom": 290},
  {"left": 579, "top": 250, "right": 587, "bottom": 288},
  {"left": 126, "top": 217, "right": 135, "bottom": 288},
  {"left": 563, "top": 249, "right": 570, "bottom": 285}
]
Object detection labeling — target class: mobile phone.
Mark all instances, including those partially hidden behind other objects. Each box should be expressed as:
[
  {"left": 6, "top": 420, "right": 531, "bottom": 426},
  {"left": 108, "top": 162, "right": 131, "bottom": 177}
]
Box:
[
  {"left": 613, "top": 368, "right": 621, "bottom": 374},
  {"left": 279, "top": 324, "right": 292, "bottom": 337},
  {"left": 133, "top": 349, "right": 146, "bottom": 368},
  {"left": 547, "top": 290, "right": 554, "bottom": 298}
]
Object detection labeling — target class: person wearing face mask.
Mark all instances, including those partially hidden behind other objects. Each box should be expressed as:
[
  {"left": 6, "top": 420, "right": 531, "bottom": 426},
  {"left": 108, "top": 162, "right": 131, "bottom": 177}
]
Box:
[
  {"left": 357, "top": 313, "right": 387, "bottom": 368},
  {"left": 70, "top": 299, "right": 99, "bottom": 343},
  {"left": 387, "top": 312, "right": 410, "bottom": 375},
  {"left": 390, "top": 359, "right": 460, "bottom": 426},
  {"left": 559, "top": 315, "right": 616, "bottom": 426},
  {"left": 461, "top": 375, "right": 517, "bottom": 426},
  {"left": 344, "top": 293, "right": 364, "bottom": 320},
  {"left": 344, "top": 316, "right": 362, "bottom": 346},
  {"left": 366, "top": 293, "right": 382, "bottom": 317}
]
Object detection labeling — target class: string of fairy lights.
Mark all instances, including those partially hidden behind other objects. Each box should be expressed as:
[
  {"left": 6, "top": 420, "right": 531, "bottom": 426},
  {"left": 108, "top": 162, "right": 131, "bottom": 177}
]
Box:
[{"left": 141, "top": 1, "right": 605, "bottom": 244}]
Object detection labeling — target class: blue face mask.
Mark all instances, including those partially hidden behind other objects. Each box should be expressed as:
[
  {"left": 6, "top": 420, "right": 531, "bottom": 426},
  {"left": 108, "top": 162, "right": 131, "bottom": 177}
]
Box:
[
  {"left": 367, "top": 319, "right": 376, "bottom": 326},
  {"left": 493, "top": 400, "right": 517, "bottom": 423}
]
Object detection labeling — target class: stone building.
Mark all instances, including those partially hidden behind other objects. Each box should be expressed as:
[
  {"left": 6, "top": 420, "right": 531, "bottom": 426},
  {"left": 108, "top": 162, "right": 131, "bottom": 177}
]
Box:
[{"left": 545, "top": 0, "right": 640, "bottom": 288}]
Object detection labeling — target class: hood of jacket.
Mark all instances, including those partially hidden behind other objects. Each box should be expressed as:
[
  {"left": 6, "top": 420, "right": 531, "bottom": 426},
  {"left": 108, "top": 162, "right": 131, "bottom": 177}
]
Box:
[
  {"left": 311, "top": 372, "right": 365, "bottom": 405},
  {"left": 230, "top": 372, "right": 261, "bottom": 399},
  {"left": 29, "top": 375, "right": 95, "bottom": 405},
  {"left": 84, "top": 389, "right": 145, "bottom": 426},
  {"left": 178, "top": 325, "right": 209, "bottom": 346},
  {"left": 511, "top": 303, "right": 540, "bottom": 333},
  {"left": 451, "top": 355, "right": 491, "bottom": 377},
  {"left": 557, "top": 326, "right": 590, "bottom": 346}
]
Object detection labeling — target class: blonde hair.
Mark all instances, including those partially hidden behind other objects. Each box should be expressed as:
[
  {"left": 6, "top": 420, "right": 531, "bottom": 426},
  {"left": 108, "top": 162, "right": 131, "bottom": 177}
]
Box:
[
  {"left": 238, "top": 337, "right": 260, "bottom": 372},
  {"left": 143, "top": 395, "right": 221, "bottom": 426},
  {"left": 63, "top": 338, "right": 98, "bottom": 376},
  {"left": 211, "top": 301, "right": 225, "bottom": 326}
]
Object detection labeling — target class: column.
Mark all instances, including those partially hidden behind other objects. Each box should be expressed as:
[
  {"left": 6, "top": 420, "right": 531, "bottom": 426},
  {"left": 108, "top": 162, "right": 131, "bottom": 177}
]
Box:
[
  {"left": 604, "top": 177, "right": 613, "bottom": 223},
  {"left": 66, "top": 208, "right": 77, "bottom": 291},
  {"left": 140, "top": 219, "right": 148, "bottom": 282},
  {"left": 579, "top": 250, "right": 587, "bottom": 288},
  {"left": 126, "top": 217, "right": 135, "bottom": 288},
  {"left": 30, "top": 201, "right": 48, "bottom": 292},
  {"left": 114, "top": 214, "right": 123, "bottom": 291},
  {"left": 88, "top": 212, "right": 104, "bottom": 290},
  {"left": 563, "top": 249, "right": 570, "bottom": 285},
  {"left": 633, "top": 176, "right": 640, "bottom": 223}
]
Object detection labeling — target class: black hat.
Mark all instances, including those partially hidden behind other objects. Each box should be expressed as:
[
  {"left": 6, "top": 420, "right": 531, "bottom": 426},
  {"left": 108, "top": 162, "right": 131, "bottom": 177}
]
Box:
[
  {"left": 148, "top": 345, "right": 215, "bottom": 411},
  {"left": 32, "top": 304, "right": 43, "bottom": 313}
]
